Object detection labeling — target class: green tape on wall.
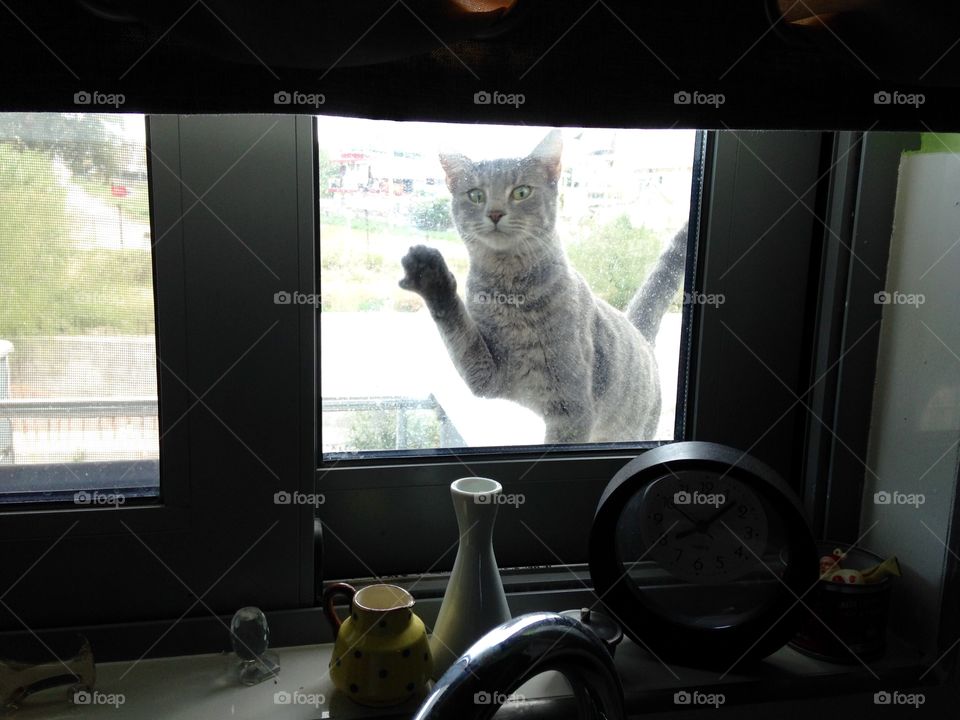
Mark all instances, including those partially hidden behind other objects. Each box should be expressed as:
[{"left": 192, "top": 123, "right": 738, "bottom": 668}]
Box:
[{"left": 918, "top": 133, "right": 960, "bottom": 154}]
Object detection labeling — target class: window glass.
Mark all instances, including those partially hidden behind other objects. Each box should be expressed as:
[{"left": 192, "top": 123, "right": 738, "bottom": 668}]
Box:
[
  {"left": 318, "top": 118, "right": 695, "bottom": 455},
  {"left": 0, "top": 113, "right": 158, "bottom": 503}
]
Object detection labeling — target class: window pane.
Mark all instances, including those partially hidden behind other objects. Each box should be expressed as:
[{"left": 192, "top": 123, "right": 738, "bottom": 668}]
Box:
[
  {"left": 319, "top": 118, "right": 695, "bottom": 456},
  {"left": 0, "top": 113, "right": 158, "bottom": 503}
]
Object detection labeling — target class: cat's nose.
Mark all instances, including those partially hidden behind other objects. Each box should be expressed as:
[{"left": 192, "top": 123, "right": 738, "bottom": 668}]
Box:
[{"left": 488, "top": 210, "right": 505, "bottom": 224}]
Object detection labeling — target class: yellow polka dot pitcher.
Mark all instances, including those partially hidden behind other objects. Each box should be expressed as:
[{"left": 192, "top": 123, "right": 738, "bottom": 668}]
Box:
[{"left": 322, "top": 582, "right": 432, "bottom": 706}]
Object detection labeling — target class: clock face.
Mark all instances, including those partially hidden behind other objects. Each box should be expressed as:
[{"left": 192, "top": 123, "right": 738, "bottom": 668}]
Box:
[
  {"left": 637, "top": 471, "right": 769, "bottom": 584},
  {"left": 591, "top": 442, "right": 819, "bottom": 667}
]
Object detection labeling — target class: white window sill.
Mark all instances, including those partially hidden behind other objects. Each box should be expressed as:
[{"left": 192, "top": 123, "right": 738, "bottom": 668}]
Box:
[{"left": 11, "top": 630, "right": 926, "bottom": 720}]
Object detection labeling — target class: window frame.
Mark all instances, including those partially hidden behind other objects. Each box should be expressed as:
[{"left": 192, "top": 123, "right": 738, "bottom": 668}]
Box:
[
  {"left": 318, "top": 129, "right": 836, "bottom": 580},
  {"left": 0, "top": 114, "right": 317, "bottom": 636}
]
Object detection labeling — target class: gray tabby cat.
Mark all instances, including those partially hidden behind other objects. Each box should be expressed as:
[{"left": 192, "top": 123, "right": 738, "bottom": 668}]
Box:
[{"left": 400, "top": 130, "right": 687, "bottom": 443}]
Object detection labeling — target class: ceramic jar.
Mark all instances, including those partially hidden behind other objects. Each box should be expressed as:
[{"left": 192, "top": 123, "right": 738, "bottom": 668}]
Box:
[{"left": 323, "top": 583, "right": 432, "bottom": 706}]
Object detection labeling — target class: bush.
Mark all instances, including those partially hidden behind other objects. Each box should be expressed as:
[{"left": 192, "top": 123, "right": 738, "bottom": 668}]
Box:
[
  {"left": 346, "top": 409, "right": 440, "bottom": 451},
  {"left": 410, "top": 198, "right": 452, "bottom": 232},
  {"left": 363, "top": 252, "right": 384, "bottom": 271},
  {"left": 566, "top": 215, "right": 661, "bottom": 311},
  {"left": 0, "top": 143, "right": 155, "bottom": 337}
]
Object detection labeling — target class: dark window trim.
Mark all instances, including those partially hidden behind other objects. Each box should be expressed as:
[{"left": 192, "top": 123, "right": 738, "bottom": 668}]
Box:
[
  {"left": 0, "top": 115, "right": 316, "bottom": 632},
  {"left": 802, "top": 132, "right": 923, "bottom": 541},
  {"left": 319, "top": 129, "right": 833, "bottom": 579}
]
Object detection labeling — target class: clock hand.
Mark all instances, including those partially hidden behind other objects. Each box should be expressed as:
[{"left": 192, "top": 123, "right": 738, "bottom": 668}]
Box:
[
  {"left": 670, "top": 494, "right": 731, "bottom": 540},
  {"left": 674, "top": 499, "right": 738, "bottom": 540},
  {"left": 667, "top": 501, "right": 699, "bottom": 527},
  {"left": 700, "top": 499, "right": 738, "bottom": 528},
  {"left": 674, "top": 524, "right": 714, "bottom": 541}
]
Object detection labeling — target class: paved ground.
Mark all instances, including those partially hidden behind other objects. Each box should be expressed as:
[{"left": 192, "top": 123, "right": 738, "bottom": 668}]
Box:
[
  {"left": 54, "top": 158, "right": 152, "bottom": 250},
  {"left": 321, "top": 310, "right": 683, "bottom": 451}
]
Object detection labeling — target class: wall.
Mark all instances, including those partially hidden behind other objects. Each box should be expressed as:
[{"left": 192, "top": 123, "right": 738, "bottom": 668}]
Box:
[{"left": 861, "top": 144, "right": 960, "bottom": 660}]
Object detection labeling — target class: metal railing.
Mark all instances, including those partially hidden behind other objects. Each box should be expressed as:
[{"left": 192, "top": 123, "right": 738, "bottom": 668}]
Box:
[
  {"left": 321, "top": 394, "right": 463, "bottom": 450},
  {"left": 0, "top": 393, "right": 464, "bottom": 463},
  {"left": 0, "top": 397, "right": 158, "bottom": 418},
  {"left": 0, "top": 397, "right": 159, "bottom": 465}
]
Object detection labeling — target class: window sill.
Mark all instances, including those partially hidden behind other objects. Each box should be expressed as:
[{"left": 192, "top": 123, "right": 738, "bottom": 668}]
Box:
[{"left": 10, "top": 590, "right": 930, "bottom": 720}]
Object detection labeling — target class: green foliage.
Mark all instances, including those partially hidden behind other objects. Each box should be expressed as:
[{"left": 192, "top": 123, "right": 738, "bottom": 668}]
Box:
[
  {"left": 0, "top": 113, "right": 125, "bottom": 181},
  {"left": 410, "top": 197, "right": 452, "bottom": 231},
  {"left": 346, "top": 409, "right": 440, "bottom": 451},
  {"left": 317, "top": 148, "right": 341, "bottom": 198},
  {"left": 566, "top": 215, "right": 661, "bottom": 310},
  {"left": 0, "top": 144, "right": 71, "bottom": 336},
  {"left": 0, "top": 143, "right": 154, "bottom": 338}
]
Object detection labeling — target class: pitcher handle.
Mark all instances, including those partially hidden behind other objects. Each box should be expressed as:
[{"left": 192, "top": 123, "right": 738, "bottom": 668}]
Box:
[{"left": 322, "top": 582, "right": 356, "bottom": 632}]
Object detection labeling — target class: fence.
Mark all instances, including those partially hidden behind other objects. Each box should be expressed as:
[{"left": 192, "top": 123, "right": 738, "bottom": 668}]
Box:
[
  {"left": 321, "top": 394, "right": 463, "bottom": 452},
  {"left": 0, "top": 393, "right": 463, "bottom": 463},
  {"left": 0, "top": 397, "right": 158, "bottom": 465}
]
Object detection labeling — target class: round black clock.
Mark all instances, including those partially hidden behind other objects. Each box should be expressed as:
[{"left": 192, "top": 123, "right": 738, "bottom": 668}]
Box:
[{"left": 589, "top": 442, "right": 817, "bottom": 669}]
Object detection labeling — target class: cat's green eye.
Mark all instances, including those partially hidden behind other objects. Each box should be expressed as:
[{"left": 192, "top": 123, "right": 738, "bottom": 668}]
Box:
[
  {"left": 511, "top": 185, "right": 533, "bottom": 201},
  {"left": 467, "top": 188, "right": 485, "bottom": 204}
]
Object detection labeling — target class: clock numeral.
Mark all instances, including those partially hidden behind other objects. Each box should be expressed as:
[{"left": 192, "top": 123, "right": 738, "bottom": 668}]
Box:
[
  {"left": 674, "top": 548, "right": 683, "bottom": 563},
  {"left": 693, "top": 558, "right": 703, "bottom": 572},
  {"left": 658, "top": 534, "right": 669, "bottom": 547},
  {"left": 715, "top": 555, "right": 725, "bottom": 569},
  {"left": 734, "top": 545, "right": 746, "bottom": 559},
  {"left": 744, "top": 526, "right": 755, "bottom": 540},
  {"left": 737, "top": 504, "right": 749, "bottom": 518},
  {"left": 652, "top": 512, "right": 663, "bottom": 524}
]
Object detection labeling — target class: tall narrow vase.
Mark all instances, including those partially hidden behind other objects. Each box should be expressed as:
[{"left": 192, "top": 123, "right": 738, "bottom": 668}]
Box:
[{"left": 429, "top": 477, "right": 512, "bottom": 680}]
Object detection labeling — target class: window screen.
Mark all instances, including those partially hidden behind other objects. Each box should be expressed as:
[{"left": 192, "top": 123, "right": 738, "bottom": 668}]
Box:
[{"left": 0, "top": 113, "right": 158, "bottom": 504}]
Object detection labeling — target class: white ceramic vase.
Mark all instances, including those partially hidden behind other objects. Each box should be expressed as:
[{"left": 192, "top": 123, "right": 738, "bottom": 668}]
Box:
[{"left": 429, "top": 477, "right": 512, "bottom": 679}]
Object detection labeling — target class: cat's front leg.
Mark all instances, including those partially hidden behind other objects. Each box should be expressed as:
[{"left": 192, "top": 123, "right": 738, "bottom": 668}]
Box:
[
  {"left": 400, "top": 245, "right": 503, "bottom": 397},
  {"left": 399, "top": 245, "right": 458, "bottom": 319},
  {"left": 544, "top": 412, "right": 596, "bottom": 445}
]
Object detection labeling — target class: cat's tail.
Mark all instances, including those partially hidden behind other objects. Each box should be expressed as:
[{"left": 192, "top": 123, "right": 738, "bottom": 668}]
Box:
[{"left": 626, "top": 222, "right": 688, "bottom": 345}]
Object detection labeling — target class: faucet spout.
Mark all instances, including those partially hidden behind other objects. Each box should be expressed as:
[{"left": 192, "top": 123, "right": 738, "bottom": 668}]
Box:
[{"left": 413, "top": 612, "right": 625, "bottom": 720}]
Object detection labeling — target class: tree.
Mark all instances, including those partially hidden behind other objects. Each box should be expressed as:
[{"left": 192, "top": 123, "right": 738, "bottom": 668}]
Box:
[
  {"left": 566, "top": 215, "right": 661, "bottom": 311},
  {"left": 0, "top": 113, "right": 124, "bottom": 181},
  {"left": 317, "top": 147, "right": 341, "bottom": 197},
  {"left": 410, "top": 197, "right": 452, "bottom": 231},
  {"left": 0, "top": 144, "right": 71, "bottom": 336},
  {"left": 0, "top": 138, "right": 155, "bottom": 338}
]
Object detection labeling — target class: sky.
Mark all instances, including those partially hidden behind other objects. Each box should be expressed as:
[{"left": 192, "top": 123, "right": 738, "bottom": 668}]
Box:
[
  {"left": 82, "top": 112, "right": 695, "bottom": 170},
  {"left": 316, "top": 114, "right": 696, "bottom": 169}
]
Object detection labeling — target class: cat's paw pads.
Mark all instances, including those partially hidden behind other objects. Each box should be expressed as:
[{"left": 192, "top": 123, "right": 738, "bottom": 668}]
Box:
[{"left": 399, "top": 245, "right": 456, "bottom": 301}]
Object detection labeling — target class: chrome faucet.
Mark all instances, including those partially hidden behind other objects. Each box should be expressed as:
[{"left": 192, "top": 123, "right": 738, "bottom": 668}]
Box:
[{"left": 413, "top": 612, "right": 626, "bottom": 720}]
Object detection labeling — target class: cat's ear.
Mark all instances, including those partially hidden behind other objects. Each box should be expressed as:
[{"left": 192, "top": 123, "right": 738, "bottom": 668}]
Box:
[
  {"left": 530, "top": 129, "right": 562, "bottom": 182},
  {"left": 439, "top": 153, "right": 471, "bottom": 190}
]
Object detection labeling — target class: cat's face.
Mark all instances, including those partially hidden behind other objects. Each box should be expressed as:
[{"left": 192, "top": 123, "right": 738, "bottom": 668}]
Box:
[{"left": 440, "top": 130, "right": 561, "bottom": 255}]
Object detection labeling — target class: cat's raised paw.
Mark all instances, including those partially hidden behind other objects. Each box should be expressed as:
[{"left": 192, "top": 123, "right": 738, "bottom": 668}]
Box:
[{"left": 399, "top": 245, "right": 457, "bottom": 308}]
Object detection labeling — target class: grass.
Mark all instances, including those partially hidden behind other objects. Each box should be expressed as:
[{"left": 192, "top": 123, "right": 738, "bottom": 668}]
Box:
[
  {"left": 320, "top": 211, "right": 468, "bottom": 313},
  {"left": 0, "top": 145, "right": 155, "bottom": 338},
  {"left": 319, "top": 209, "right": 664, "bottom": 313}
]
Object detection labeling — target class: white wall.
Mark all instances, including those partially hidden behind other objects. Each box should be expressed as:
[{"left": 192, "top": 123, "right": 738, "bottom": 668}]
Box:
[{"left": 861, "top": 147, "right": 960, "bottom": 659}]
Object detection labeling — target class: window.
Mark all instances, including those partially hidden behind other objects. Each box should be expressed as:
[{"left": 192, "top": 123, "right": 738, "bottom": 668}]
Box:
[
  {"left": 1, "top": 115, "right": 315, "bottom": 638},
  {"left": 318, "top": 118, "right": 696, "bottom": 455},
  {"left": 0, "top": 113, "right": 158, "bottom": 505},
  {"left": 318, "top": 129, "right": 832, "bottom": 580},
  {"left": 1, "top": 118, "right": 954, "bottom": 697}
]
